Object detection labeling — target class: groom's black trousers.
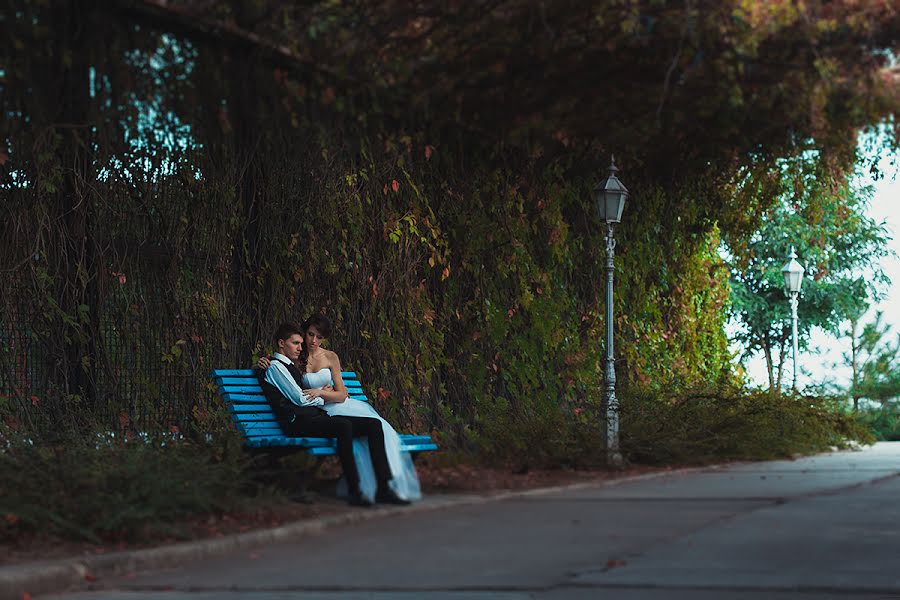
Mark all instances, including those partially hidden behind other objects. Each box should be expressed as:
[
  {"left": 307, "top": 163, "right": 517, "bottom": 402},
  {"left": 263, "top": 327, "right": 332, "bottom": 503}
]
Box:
[{"left": 285, "top": 412, "right": 392, "bottom": 495}]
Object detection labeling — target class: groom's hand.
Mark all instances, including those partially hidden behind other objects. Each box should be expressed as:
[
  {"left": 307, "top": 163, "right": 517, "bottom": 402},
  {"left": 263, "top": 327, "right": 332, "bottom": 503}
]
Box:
[{"left": 257, "top": 356, "right": 271, "bottom": 370}]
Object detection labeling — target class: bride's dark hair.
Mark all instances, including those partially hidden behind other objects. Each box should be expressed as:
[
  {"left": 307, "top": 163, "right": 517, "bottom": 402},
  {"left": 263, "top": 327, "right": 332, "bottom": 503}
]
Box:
[{"left": 297, "top": 314, "right": 332, "bottom": 371}]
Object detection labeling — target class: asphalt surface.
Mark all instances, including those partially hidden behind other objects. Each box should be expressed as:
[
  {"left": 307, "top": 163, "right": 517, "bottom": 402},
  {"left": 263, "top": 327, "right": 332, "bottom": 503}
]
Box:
[{"left": 32, "top": 442, "right": 900, "bottom": 599}]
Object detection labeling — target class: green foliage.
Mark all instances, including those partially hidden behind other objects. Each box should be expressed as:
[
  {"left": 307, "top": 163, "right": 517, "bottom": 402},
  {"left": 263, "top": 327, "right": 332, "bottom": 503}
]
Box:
[
  {"left": 855, "top": 401, "right": 900, "bottom": 441},
  {"left": 726, "top": 155, "right": 893, "bottom": 391},
  {"left": 844, "top": 311, "right": 900, "bottom": 406},
  {"left": 0, "top": 430, "right": 268, "bottom": 543},
  {"left": 621, "top": 386, "right": 874, "bottom": 465},
  {"left": 1, "top": 1, "right": 897, "bottom": 470}
]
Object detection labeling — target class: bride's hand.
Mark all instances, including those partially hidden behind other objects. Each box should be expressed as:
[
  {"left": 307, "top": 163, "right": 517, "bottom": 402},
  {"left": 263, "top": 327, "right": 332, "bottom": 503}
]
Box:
[
  {"left": 302, "top": 388, "right": 321, "bottom": 398},
  {"left": 257, "top": 356, "right": 271, "bottom": 370}
]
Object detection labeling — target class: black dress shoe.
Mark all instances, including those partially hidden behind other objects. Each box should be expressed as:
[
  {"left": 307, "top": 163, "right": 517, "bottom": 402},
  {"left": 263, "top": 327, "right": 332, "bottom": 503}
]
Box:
[
  {"left": 375, "top": 489, "right": 411, "bottom": 505},
  {"left": 347, "top": 492, "right": 373, "bottom": 507}
]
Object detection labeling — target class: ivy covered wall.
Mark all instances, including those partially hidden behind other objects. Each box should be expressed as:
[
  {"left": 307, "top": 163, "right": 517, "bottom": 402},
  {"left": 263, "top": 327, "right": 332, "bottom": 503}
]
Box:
[{"left": 1, "top": 2, "right": 895, "bottom": 462}]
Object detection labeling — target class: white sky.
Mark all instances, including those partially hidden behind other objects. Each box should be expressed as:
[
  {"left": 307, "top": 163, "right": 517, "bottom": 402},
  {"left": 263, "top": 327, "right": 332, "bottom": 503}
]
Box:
[{"left": 742, "top": 146, "right": 900, "bottom": 390}]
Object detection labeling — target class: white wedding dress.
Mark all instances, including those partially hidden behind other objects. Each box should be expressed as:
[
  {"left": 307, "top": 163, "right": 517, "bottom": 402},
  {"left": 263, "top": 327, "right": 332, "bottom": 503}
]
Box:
[{"left": 302, "top": 368, "right": 422, "bottom": 502}]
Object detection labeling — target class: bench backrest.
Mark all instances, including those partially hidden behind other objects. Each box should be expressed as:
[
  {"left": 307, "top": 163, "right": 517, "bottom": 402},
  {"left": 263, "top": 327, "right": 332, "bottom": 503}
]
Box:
[{"left": 211, "top": 368, "right": 368, "bottom": 443}]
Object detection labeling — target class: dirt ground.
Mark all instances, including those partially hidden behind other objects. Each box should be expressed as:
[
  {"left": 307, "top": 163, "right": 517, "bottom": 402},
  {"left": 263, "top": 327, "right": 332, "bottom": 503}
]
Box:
[{"left": 0, "top": 462, "right": 667, "bottom": 567}]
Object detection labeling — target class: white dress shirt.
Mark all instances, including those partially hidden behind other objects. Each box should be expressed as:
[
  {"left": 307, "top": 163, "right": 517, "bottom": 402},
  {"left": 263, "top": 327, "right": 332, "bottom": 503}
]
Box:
[{"left": 264, "top": 352, "right": 324, "bottom": 407}]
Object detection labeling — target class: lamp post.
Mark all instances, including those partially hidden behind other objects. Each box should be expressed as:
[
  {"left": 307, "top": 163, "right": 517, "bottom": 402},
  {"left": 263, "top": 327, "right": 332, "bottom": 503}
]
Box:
[
  {"left": 781, "top": 246, "right": 805, "bottom": 391},
  {"left": 593, "top": 156, "right": 628, "bottom": 467}
]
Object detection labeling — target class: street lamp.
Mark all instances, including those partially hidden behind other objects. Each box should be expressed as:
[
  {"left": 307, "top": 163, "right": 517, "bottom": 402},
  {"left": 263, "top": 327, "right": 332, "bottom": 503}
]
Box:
[
  {"left": 781, "top": 246, "right": 805, "bottom": 391},
  {"left": 593, "top": 156, "right": 628, "bottom": 467}
]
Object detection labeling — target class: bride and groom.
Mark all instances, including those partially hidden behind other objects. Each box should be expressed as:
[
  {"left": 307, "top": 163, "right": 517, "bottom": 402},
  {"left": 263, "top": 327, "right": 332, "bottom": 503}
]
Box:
[{"left": 257, "top": 315, "right": 421, "bottom": 507}]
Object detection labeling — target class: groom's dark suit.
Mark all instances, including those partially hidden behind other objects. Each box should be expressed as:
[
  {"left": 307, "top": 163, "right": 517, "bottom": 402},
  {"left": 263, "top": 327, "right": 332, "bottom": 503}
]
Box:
[{"left": 258, "top": 357, "right": 392, "bottom": 496}]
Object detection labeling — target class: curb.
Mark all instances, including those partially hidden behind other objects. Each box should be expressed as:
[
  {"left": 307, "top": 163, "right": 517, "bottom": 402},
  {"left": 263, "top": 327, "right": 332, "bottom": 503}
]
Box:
[{"left": 0, "top": 466, "right": 705, "bottom": 600}]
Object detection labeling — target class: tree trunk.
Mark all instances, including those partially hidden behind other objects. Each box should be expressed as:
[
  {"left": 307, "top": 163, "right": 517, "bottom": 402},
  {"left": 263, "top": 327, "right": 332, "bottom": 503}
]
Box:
[
  {"left": 850, "top": 316, "right": 860, "bottom": 411},
  {"left": 763, "top": 332, "right": 776, "bottom": 395},
  {"left": 775, "top": 330, "right": 787, "bottom": 394},
  {"left": 54, "top": 1, "right": 102, "bottom": 425}
]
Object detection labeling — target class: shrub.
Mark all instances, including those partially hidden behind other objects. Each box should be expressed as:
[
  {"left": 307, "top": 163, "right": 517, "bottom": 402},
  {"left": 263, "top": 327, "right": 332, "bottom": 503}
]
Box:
[
  {"left": 620, "top": 386, "right": 874, "bottom": 465},
  {"left": 0, "top": 430, "right": 273, "bottom": 543},
  {"left": 855, "top": 401, "right": 900, "bottom": 441}
]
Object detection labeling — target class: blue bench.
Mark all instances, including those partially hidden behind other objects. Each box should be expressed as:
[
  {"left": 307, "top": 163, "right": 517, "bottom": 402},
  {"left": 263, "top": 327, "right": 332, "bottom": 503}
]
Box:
[{"left": 211, "top": 369, "right": 439, "bottom": 456}]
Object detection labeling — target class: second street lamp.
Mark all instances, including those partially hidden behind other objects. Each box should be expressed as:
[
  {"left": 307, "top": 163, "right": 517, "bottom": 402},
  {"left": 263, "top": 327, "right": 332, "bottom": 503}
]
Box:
[
  {"left": 593, "top": 156, "right": 628, "bottom": 467},
  {"left": 781, "top": 246, "right": 806, "bottom": 391}
]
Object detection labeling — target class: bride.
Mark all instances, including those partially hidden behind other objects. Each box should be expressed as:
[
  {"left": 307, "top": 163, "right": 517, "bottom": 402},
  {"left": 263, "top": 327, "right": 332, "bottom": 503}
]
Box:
[{"left": 261, "top": 315, "right": 422, "bottom": 503}]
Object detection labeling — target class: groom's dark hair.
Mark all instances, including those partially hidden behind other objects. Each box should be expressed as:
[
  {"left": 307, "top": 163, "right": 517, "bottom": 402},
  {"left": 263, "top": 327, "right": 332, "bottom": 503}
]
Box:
[{"left": 273, "top": 321, "right": 303, "bottom": 344}]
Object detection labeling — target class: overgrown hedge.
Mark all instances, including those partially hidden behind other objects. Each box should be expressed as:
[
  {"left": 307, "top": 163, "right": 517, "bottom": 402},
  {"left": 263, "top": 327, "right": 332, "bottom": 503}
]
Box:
[{"left": 0, "top": 429, "right": 264, "bottom": 544}]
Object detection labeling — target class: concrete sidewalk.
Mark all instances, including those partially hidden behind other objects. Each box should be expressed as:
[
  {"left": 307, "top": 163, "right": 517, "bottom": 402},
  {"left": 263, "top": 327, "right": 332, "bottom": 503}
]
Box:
[
  {"left": 9, "top": 443, "right": 900, "bottom": 600},
  {"left": 38, "top": 442, "right": 900, "bottom": 600},
  {"left": 0, "top": 468, "right": 682, "bottom": 600}
]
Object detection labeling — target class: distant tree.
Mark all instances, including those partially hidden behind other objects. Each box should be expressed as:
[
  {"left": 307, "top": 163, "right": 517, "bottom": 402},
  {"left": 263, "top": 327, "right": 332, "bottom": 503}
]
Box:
[
  {"left": 844, "top": 310, "right": 900, "bottom": 410},
  {"left": 727, "top": 156, "right": 893, "bottom": 393}
]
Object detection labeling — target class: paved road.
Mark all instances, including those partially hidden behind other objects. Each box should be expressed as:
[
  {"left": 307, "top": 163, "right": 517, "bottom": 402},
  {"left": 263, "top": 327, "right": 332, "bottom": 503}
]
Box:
[{"left": 47, "top": 443, "right": 900, "bottom": 599}]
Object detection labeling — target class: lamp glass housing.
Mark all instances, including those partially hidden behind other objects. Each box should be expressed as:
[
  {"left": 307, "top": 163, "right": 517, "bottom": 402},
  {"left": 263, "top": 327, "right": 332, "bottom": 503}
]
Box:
[
  {"left": 594, "top": 160, "right": 629, "bottom": 224},
  {"left": 781, "top": 250, "right": 805, "bottom": 294}
]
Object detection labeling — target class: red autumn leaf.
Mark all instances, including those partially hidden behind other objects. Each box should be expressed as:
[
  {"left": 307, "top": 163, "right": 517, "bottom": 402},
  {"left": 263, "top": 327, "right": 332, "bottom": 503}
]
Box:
[
  {"left": 22, "top": 593, "right": 32, "bottom": 600},
  {"left": 391, "top": 179, "right": 400, "bottom": 192},
  {"left": 606, "top": 559, "right": 627, "bottom": 568},
  {"left": 169, "top": 424, "right": 179, "bottom": 434},
  {"left": 118, "top": 273, "right": 127, "bottom": 285},
  {"left": 29, "top": 395, "right": 39, "bottom": 406},
  {"left": 424, "top": 145, "right": 434, "bottom": 160},
  {"left": 84, "top": 573, "right": 97, "bottom": 582},
  {"left": 5, "top": 513, "right": 18, "bottom": 525},
  {"left": 377, "top": 387, "right": 392, "bottom": 401},
  {"left": 573, "top": 408, "right": 584, "bottom": 416}
]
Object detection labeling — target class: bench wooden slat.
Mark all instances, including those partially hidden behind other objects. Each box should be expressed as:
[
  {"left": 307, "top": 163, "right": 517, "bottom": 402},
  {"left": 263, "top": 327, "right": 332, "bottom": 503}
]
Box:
[
  {"left": 222, "top": 392, "right": 267, "bottom": 402},
  {"left": 220, "top": 387, "right": 364, "bottom": 397},
  {"left": 398, "top": 434, "right": 435, "bottom": 444},
  {"left": 235, "top": 419, "right": 280, "bottom": 428},
  {"left": 210, "top": 368, "right": 358, "bottom": 379},
  {"left": 245, "top": 435, "right": 334, "bottom": 446},
  {"left": 306, "top": 441, "right": 438, "bottom": 456},
  {"left": 227, "top": 403, "right": 274, "bottom": 413},
  {"left": 215, "top": 378, "right": 363, "bottom": 394},
  {"left": 238, "top": 426, "right": 284, "bottom": 436},
  {"left": 219, "top": 385, "right": 264, "bottom": 395},
  {"left": 218, "top": 377, "right": 365, "bottom": 388},
  {"left": 211, "top": 369, "right": 256, "bottom": 377},
  {"left": 224, "top": 394, "right": 370, "bottom": 405},
  {"left": 219, "top": 385, "right": 368, "bottom": 399},
  {"left": 216, "top": 376, "right": 263, "bottom": 385}
]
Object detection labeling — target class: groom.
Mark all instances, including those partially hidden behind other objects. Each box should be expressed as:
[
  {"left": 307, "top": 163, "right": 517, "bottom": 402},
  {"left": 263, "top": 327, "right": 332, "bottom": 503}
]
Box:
[{"left": 257, "top": 321, "right": 409, "bottom": 507}]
